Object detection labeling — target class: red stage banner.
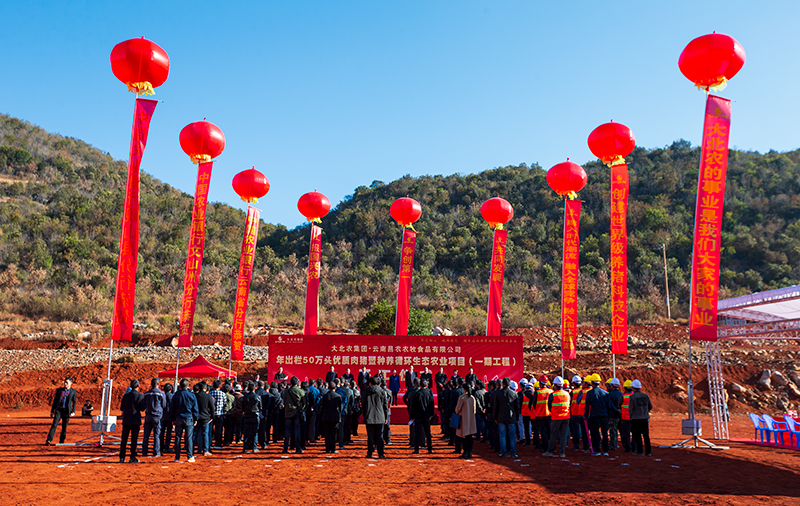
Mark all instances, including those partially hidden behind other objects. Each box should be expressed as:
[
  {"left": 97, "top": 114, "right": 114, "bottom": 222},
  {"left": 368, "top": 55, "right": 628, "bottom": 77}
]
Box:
[
  {"left": 178, "top": 162, "right": 214, "bottom": 347},
  {"left": 690, "top": 95, "right": 732, "bottom": 341},
  {"left": 561, "top": 200, "right": 581, "bottom": 359},
  {"left": 610, "top": 164, "right": 629, "bottom": 354},
  {"left": 268, "top": 334, "right": 523, "bottom": 386},
  {"left": 303, "top": 224, "right": 323, "bottom": 335},
  {"left": 231, "top": 206, "right": 260, "bottom": 361},
  {"left": 395, "top": 229, "right": 417, "bottom": 336},
  {"left": 486, "top": 229, "right": 508, "bottom": 336},
  {"left": 111, "top": 98, "right": 158, "bottom": 341}
]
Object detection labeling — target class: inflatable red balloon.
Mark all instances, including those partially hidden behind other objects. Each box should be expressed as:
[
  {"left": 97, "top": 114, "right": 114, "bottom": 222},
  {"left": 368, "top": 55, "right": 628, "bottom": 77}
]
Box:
[
  {"left": 232, "top": 167, "right": 270, "bottom": 203},
  {"left": 547, "top": 160, "right": 588, "bottom": 199},
  {"left": 390, "top": 197, "right": 422, "bottom": 227},
  {"left": 110, "top": 37, "right": 170, "bottom": 95},
  {"left": 587, "top": 122, "right": 636, "bottom": 166},
  {"left": 679, "top": 33, "right": 745, "bottom": 90},
  {"left": 179, "top": 120, "right": 226, "bottom": 164},
  {"left": 480, "top": 197, "right": 514, "bottom": 230},
  {"left": 298, "top": 191, "right": 331, "bottom": 222}
]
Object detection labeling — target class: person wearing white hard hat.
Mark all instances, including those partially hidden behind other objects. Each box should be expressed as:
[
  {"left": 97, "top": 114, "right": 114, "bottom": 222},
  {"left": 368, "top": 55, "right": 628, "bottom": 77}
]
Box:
[
  {"left": 542, "top": 376, "right": 571, "bottom": 457},
  {"left": 606, "top": 378, "right": 623, "bottom": 451},
  {"left": 569, "top": 375, "right": 589, "bottom": 452},
  {"left": 629, "top": 379, "right": 653, "bottom": 456}
]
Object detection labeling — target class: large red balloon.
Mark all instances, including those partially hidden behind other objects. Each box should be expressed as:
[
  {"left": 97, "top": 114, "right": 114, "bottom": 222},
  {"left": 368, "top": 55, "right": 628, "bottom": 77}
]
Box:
[
  {"left": 679, "top": 33, "right": 745, "bottom": 89},
  {"left": 298, "top": 191, "right": 331, "bottom": 221},
  {"left": 232, "top": 167, "right": 270, "bottom": 203},
  {"left": 587, "top": 122, "right": 635, "bottom": 165},
  {"left": 480, "top": 197, "right": 514, "bottom": 229},
  {"left": 547, "top": 160, "right": 587, "bottom": 198},
  {"left": 110, "top": 37, "right": 170, "bottom": 95},
  {"left": 390, "top": 197, "right": 422, "bottom": 227},
  {"left": 179, "top": 120, "right": 226, "bottom": 164}
]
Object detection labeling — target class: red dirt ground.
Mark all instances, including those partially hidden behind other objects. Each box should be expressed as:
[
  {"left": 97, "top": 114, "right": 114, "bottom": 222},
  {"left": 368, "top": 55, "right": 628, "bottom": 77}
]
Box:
[{"left": 0, "top": 410, "right": 797, "bottom": 505}]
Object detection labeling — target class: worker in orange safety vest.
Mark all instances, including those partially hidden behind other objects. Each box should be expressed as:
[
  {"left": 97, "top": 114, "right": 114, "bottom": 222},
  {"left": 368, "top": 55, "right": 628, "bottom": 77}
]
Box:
[
  {"left": 533, "top": 375, "right": 552, "bottom": 453},
  {"left": 543, "top": 376, "right": 571, "bottom": 457},
  {"left": 569, "top": 375, "right": 590, "bottom": 451},
  {"left": 619, "top": 380, "right": 636, "bottom": 453}
]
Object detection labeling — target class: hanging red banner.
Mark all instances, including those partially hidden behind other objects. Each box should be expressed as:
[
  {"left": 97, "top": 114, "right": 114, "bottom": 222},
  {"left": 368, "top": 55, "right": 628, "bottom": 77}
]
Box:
[
  {"left": 304, "top": 224, "right": 323, "bottom": 335},
  {"left": 231, "top": 206, "right": 260, "bottom": 361},
  {"left": 394, "top": 229, "right": 417, "bottom": 336},
  {"left": 690, "top": 95, "right": 731, "bottom": 341},
  {"left": 111, "top": 98, "right": 158, "bottom": 341},
  {"left": 610, "top": 164, "right": 629, "bottom": 354},
  {"left": 178, "top": 162, "right": 214, "bottom": 347},
  {"left": 486, "top": 229, "right": 508, "bottom": 336},
  {"left": 561, "top": 200, "right": 581, "bottom": 359}
]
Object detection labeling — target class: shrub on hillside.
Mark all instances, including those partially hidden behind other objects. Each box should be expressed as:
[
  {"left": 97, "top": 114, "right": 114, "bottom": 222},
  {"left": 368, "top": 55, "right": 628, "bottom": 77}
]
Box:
[{"left": 356, "top": 300, "right": 432, "bottom": 336}]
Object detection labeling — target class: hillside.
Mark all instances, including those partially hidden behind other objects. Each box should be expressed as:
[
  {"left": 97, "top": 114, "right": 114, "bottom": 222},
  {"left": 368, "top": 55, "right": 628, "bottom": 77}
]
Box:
[{"left": 1, "top": 113, "right": 799, "bottom": 334}]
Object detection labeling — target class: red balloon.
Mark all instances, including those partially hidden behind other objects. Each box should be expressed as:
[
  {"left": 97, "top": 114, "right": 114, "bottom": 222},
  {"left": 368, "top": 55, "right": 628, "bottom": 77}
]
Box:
[
  {"left": 390, "top": 197, "right": 422, "bottom": 226},
  {"left": 587, "top": 122, "right": 635, "bottom": 165},
  {"left": 110, "top": 37, "right": 170, "bottom": 95},
  {"left": 547, "top": 160, "right": 587, "bottom": 198},
  {"left": 232, "top": 167, "right": 270, "bottom": 203},
  {"left": 298, "top": 191, "right": 331, "bottom": 221},
  {"left": 679, "top": 33, "right": 745, "bottom": 89},
  {"left": 480, "top": 197, "right": 514, "bottom": 229},
  {"left": 179, "top": 120, "right": 226, "bottom": 164}
]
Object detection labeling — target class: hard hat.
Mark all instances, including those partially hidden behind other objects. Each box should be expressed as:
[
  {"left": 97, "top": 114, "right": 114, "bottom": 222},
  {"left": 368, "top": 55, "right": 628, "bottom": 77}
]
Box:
[
  {"left": 591, "top": 374, "right": 601, "bottom": 383},
  {"left": 553, "top": 376, "right": 564, "bottom": 386},
  {"left": 631, "top": 379, "right": 642, "bottom": 389},
  {"left": 623, "top": 379, "right": 633, "bottom": 388},
  {"left": 572, "top": 375, "right": 582, "bottom": 384},
  {"left": 525, "top": 383, "right": 534, "bottom": 390},
  {"left": 609, "top": 378, "right": 620, "bottom": 387},
  {"left": 520, "top": 378, "right": 528, "bottom": 385},
  {"left": 533, "top": 381, "right": 540, "bottom": 388},
  {"left": 509, "top": 381, "right": 518, "bottom": 390},
  {"left": 538, "top": 374, "right": 549, "bottom": 383}
]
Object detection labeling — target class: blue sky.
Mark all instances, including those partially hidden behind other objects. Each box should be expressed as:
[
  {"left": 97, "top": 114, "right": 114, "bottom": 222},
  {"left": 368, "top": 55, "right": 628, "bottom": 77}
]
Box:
[{"left": 1, "top": 1, "right": 798, "bottom": 227}]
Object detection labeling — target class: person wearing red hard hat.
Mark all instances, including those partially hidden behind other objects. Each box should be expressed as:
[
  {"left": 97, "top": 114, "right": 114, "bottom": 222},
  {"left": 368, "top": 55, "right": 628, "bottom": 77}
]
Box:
[{"left": 533, "top": 376, "right": 552, "bottom": 453}]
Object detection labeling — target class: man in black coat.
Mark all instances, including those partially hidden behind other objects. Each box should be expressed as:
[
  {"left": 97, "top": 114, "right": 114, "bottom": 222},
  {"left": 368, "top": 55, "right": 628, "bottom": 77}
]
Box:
[
  {"left": 465, "top": 367, "right": 477, "bottom": 385},
  {"left": 362, "top": 375, "right": 390, "bottom": 458},
  {"left": 325, "top": 366, "right": 338, "bottom": 384},
  {"left": 46, "top": 377, "right": 77, "bottom": 445},
  {"left": 320, "top": 381, "right": 343, "bottom": 453},
  {"left": 403, "top": 379, "right": 420, "bottom": 447},
  {"left": 490, "top": 377, "right": 519, "bottom": 458},
  {"left": 404, "top": 366, "right": 418, "bottom": 390},
  {"left": 411, "top": 379, "right": 435, "bottom": 454},
  {"left": 195, "top": 382, "right": 215, "bottom": 456},
  {"left": 242, "top": 381, "right": 262, "bottom": 453},
  {"left": 341, "top": 368, "right": 354, "bottom": 383},
  {"left": 119, "top": 379, "right": 145, "bottom": 463}
]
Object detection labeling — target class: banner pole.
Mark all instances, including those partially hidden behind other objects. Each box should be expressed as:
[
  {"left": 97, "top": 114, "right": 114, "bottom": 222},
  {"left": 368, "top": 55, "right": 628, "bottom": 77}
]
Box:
[
  {"left": 175, "top": 349, "right": 180, "bottom": 388},
  {"left": 106, "top": 339, "right": 114, "bottom": 381}
]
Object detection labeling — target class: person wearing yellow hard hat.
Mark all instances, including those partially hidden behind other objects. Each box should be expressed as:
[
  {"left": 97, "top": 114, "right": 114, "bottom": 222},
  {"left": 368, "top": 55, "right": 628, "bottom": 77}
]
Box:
[
  {"left": 619, "top": 380, "right": 636, "bottom": 453},
  {"left": 583, "top": 373, "right": 611, "bottom": 456}
]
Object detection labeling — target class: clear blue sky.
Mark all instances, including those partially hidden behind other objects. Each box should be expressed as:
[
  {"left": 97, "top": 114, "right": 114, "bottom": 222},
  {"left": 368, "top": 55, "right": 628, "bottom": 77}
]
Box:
[{"left": 1, "top": 1, "right": 797, "bottom": 228}]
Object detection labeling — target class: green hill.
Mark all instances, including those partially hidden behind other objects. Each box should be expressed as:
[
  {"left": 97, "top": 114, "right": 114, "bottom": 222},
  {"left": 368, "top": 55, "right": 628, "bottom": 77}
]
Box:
[{"left": 1, "top": 113, "right": 799, "bottom": 334}]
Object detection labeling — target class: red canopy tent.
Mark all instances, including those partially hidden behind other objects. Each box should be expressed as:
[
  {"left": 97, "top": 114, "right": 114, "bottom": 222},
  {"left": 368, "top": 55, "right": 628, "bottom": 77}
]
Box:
[{"left": 158, "top": 355, "right": 236, "bottom": 378}]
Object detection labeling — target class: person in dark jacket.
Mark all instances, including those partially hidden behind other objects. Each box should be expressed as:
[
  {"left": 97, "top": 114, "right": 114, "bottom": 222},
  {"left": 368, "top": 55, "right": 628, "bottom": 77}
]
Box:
[
  {"left": 119, "top": 379, "right": 145, "bottom": 463},
  {"left": 584, "top": 374, "right": 611, "bottom": 456},
  {"left": 362, "top": 375, "right": 390, "bottom": 458},
  {"left": 465, "top": 367, "right": 477, "bottom": 385},
  {"left": 172, "top": 378, "right": 199, "bottom": 462},
  {"left": 334, "top": 378, "right": 349, "bottom": 450},
  {"left": 434, "top": 367, "right": 447, "bottom": 433},
  {"left": 45, "top": 377, "right": 77, "bottom": 446},
  {"left": 629, "top": 379, "right": 653, "bottom": 456},
  {"left": 341, "top": 368, "right": 354, "bottom": 383},
  {"left": 411, "top": 379, "right": 435, "bottom": 454},
  {"left": 490, "top": 377, "right": 519, "bottom": 458},
  {"left": 421, "top": 367, "right": 433, "bottom": 388},
  {"left": 325, "top": 366, "right": 338, "bottom": 384},
  {"left": 160, "top": 383, "right": 174, "bottom": 453},
  {"left": 446, "top": 379, "right": 464, "bottom": 450},
  {"left": 606, "top": 378, "right": 623, "bottom": 451},
  {"left": 195, "top": 382, "right": 215, "bottom": 456},
  {"left": 242, "top": 381, "right": 262, "bottom": 453},
  {"left": 282, "top": 376, "right": 307, "bottom": 454},
  {"left": 388, "top": 369, "right": 401, "bottom": 405},
  {"left": 320, "top": 381, "right": 343, "bottom": 453},
  {"left": 403, "top": 379, "right": 420, "bottom": 447},
  {"left": 142, "top": 378, "right": 166, "bottom": 457},
  {"left": 404, "top": 366, "right": 418, "bottom": 390}
]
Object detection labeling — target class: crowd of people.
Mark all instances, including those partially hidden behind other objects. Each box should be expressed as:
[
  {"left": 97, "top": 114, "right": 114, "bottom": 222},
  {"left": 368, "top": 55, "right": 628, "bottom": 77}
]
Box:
[{"left": 45, "top": 366, "right": 653, "bottom": 464}]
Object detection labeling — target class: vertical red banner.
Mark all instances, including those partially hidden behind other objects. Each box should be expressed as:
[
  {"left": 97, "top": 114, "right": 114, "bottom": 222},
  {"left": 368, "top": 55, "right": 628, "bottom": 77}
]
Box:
[
  {"left": 561, "top": 200, "right": 581, "bottom": 359},
  {"left": 690, "top": 95, "right": 731, "bottom": 341},
  {"left": 394, "top": 229, "right": 417, "bottom": 335},
  {"left": 304, "top": 224, "right": 323, "bottom": 335},
  {"left": 178, "top": 162, "right": 214, "bottom": 347},
  {"left": 610, "top": 164, "right": 629, "bottom": 354},
  {"left": 231, "top": 206, "right": 260, "bottom": 361},
  {"left": 486, "top": 229, "right": 508, "bottom": 336},
  {"left": 111, "top": 98, "right": 158, "bottom": 341}
]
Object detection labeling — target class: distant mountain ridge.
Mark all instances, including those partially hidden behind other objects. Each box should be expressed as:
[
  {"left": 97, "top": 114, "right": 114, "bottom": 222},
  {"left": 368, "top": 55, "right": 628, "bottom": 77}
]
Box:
[{"left": 1, "top": 112, "right": 799, "bottom": 334}]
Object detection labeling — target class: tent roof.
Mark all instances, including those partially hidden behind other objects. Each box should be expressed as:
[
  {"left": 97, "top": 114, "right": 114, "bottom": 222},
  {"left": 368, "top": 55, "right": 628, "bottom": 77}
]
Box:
[
  {"left": 718, "top": 285, "right": 800, "bottom": 322},
  {"left": 158, "top": 355, "right": 236, "bottom": 378}
]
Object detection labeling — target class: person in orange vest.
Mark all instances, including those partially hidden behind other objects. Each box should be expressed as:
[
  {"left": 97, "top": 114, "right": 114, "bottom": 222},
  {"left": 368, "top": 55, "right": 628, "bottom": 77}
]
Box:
[
  {"left": 619, "top": 379, "right": 636, "bottom": 453},
  {"left": 533, "top": 374, "right": 552, "bottom": 453},
  {"left": 569, "top": 375, "right": 590, "bottom": 452},
  {"left": 543, "top": 376, "right": 571, "bottom": 457},
  {"left": 520, "top": 380, "right": 535, "bottom": 446}
]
